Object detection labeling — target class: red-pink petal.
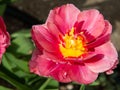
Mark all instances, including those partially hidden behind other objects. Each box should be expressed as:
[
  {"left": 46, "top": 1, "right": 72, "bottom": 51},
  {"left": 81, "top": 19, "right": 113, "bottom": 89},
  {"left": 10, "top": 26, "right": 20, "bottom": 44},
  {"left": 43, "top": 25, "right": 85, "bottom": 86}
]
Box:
[
  {"left": 106, "top": 60, "right": 118, "bottom": 75},
  {"left": 0, "top": 17, "right": 6, "bottom": 32},
  {"left": 47, "top": 22, "right": 60, "bottom": 39},
  {"left": 50, "top": 63, "right": 98, "bottom": 84},
  {"left": 43, "top": 50, "right": 64, "bottom": 63},
  {"left": 74, "top": 21, "right": 84, "bottom": 34},
  {"left": 77, "top": 9, "right": 105, "bottom": 42},
  {"left": 0, "top": 47, "right": 5, "bottom": 60},
  {"left": 32, "top": 25, "right": 59, "bottom": 52},
  {"left": 29, "top": 49, "right": 57, "bottom": 76},
  {"left": 69, "top": 65, "right": 98, "bottom": 84},
  {"left": 46, "top": 7, "right": 60, "bottom": 24},
  {"left": 29, "top": 49, "right": 98, "bottom": 84},
  {"left": 0, "top": 17, "right": 10, "bottom": 46},
  {"left": 50, "top": 64, "right": 72, "bottom": 83},
  {"left": 46, "top": 4, "right": 80, "bottom": 34},
  {"left": 87, "top": 20, "right": 112, "bottom": 48},
  {"left": 54, "top": 14, "right": 67, "bottom": 34},
  {"left": 85, "top": 42, "right": 118, "bottom": 73},
  {"left": 0, "top": 17, "right": 10, "bottom": 61},
  {"left": 58, "top": 4, "right": 80, "bottom": 30}
]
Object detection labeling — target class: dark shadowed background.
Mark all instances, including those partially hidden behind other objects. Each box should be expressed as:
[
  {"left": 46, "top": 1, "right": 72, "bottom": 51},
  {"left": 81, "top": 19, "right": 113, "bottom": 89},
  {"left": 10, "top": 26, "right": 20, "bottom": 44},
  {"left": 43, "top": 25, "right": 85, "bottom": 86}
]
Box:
[{"left": 5, "top": 0, "right": 120, "bottom": 53}]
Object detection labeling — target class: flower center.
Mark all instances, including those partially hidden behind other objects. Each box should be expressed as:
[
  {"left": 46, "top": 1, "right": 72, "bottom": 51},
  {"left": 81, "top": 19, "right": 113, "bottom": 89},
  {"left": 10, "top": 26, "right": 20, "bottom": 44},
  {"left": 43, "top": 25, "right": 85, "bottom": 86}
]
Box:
[{"left": 59, "top": 28, "right": 87, "bottom": 58}]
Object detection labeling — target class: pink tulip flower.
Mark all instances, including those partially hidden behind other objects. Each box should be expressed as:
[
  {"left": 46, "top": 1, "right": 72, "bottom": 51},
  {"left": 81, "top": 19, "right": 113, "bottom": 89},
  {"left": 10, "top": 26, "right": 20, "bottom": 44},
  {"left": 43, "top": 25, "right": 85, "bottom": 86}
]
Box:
[
  {"left": 0, "top": 17, "right": 10, "bottom": 62},
  {"left": 29, "top": 4, "right": 118, "bottom": 84}
]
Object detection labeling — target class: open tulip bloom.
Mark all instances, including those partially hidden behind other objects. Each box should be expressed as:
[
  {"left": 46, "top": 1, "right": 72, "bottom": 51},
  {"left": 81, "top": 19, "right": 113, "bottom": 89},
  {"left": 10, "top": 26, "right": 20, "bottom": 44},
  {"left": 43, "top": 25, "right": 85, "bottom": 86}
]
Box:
[
  {"left": 29, "top": 4, "right": 118, "bottom": 84},
  {"left": 0, "top": 17, "right": 10, "bottom": 62}
]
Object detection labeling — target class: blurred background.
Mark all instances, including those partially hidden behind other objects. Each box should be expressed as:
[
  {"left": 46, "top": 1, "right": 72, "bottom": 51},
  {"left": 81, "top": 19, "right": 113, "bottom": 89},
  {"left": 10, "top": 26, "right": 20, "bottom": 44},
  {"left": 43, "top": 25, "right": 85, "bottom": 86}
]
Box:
[
  {"left": 4, "top": 0, "right": 120, "bottom": 51},
  {"left": 0, "top": 0, "right": 120, "bottom": 90}
]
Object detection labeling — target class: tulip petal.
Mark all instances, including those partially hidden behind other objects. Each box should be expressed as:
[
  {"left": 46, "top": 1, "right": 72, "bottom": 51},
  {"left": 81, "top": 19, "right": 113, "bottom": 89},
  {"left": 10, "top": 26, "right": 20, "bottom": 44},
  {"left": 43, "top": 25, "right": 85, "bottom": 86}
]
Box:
[
  {"left": 46, "top": 4, "right": 80, "bottom": 34},
  {"left": 77, "top": 9, "right": 105, "bottom": 42},
  {"left": 46, "top": 7, "right": 60, "bottom": 24},
  {"left": 0, "top": 17, "right": 6, "bottom": 32},
  {"left": 58, "top": 4, "right": 80, "bottom": 30},
  {"left": 50, "top": 63, "right": 98, "bottom": 84},
  {"left": 0, "top": 17, "right": 10, "bottom": 46},
  {"left": 85, "top": 42, "right": 118, "bottom": 73},
  {"left": 0, "top": 17, "right": 10, "bottom": 61},
  {"left": 69, "top": 65, "right": 98, "bottom": 84},
  {"left": 43, "top": 50, "right": 64, "bottom": 63},
  {"left": 87, "top": 20, "right": 112, "bottom": 48},
  {"left": 47, "top": 22, "right": 61, "bottom": 39},
  {"left": 50, "top": 64, "right": 72, "bottom": 82},
  {"left": 54, "top": 14, "right": 67, "bottom": 34},
  {"left": 29, "top": 49, "right": 57, "bottom": 76},
  {"left": 0, "top": 46, "right": 5, "bottom": 60},
  {"left": 32, "top": 25, "right": 59, "bottom": 52}
]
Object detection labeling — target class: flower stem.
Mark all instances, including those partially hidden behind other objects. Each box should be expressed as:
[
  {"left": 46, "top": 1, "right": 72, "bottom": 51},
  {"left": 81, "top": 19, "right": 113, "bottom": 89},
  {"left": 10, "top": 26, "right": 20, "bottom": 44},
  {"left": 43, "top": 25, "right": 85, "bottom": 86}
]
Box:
[
  {"left": 38, "top": 78, "right": 51, "bottom": 90},
  {"left": 80, "top": 84, "right": 85, "bottom": 90}
]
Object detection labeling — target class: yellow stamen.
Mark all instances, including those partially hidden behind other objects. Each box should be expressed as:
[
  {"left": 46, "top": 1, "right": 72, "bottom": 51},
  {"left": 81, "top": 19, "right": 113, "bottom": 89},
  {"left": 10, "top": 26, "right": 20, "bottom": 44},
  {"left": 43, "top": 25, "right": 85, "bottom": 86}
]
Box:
[{"left": 59, "top": 27, "right": 87, "bottom": 58}]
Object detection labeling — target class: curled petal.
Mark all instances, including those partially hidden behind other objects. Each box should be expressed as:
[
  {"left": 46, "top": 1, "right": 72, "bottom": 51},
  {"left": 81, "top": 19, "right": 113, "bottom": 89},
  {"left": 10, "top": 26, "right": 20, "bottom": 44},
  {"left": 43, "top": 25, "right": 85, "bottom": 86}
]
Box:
[
  {"left": 74, "top": 21, "right": 84, "bottom": 34},
  {"left": 50, "top": 64, "right": 72, "bottom": 83},
  {"left": 46, "top": 7, "right": 60, "bottom": 24},
  {"left": 0, "top": 17, "right": 10, "bottom": 61},
  {"left": 69, "top": 65, "right": 98, "bottom": 84},
  {"left": 50, "top": 63, "right": 98, "bottom": 84},
  {"left": 77, "top": 9, "right": 105, "bottom": 42},
  {"left": 29, "top": 49, "right": 98, "bottom": 84},
  {"left": 0, "top": 17, "right": 10, "bottom": 46},
  {"left": 47, "top": 22, "right": 60, "bottom": 39},
  {"left": 46, "top": 4, "right": 80, "bottom": 34},
  {"left": 87, "top": 20, "right": 112, "bottom": 48},
  {"left": 85, "top": 42, "right": 118, "bottom": 73},
  {"left": 0, "top": 17, "right": 6, "bottom": 32},
  {"left": 106, "top": 60, "right": 118, "bottom": 75},
  {"left": 32, "top": 25, "right": 59, "bottom": 52},
  {"left": 0, "top": 47, "right": 5, "bottom": 60},
  {"left": 54, "top": 14, "right": 67, "bottom": 34},
  {"left": 57, "top": 4, "right": 80, "bottom": 30},
  {"left": 43, "top": 50, "right": 64, "bottom": 63},
  {"left": 29, "top": 49, "right": 57, "bottom": 76}
]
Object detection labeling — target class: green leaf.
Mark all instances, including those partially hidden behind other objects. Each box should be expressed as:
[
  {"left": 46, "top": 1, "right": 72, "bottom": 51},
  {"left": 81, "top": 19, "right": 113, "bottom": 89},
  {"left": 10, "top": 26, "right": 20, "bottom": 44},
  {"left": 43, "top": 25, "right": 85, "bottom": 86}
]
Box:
[
  {"left": 0, "top": 71, "right": 32, "bottom": 90},
  {"left": 89, "top": 81, "right": 100, "bottom": 86},
  {"left": 45, "top": 89, "right": 58, "bottom": 90},
  {"left": 46, "top": 79, "right": 58, "bottom": 88},
  {"left": 2, "top": 52, "right": 37, "bottom": 81},
  {"left": 11, "top": 30, "right": 31, "bottom": 38},
  {"left": 10, "top": 35, "right": 34, "bottom": 55},
  {"left": 27, "top": 76, "right": 42, "bottom": 86},
  {"left": 8, "top": 29, "right": 34, "bottom": 55},
  {"left": 38, "top": 78, "right": 52, "bottom": 90},
  {"left": 1, "top": 52, "right": 38, "bottom": 89},
  {"left": 0, "top": 86, "right": 12, "bottom": 90},
  {"left": 2, "top": 53, "right": 29, "bottom": 73}
]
